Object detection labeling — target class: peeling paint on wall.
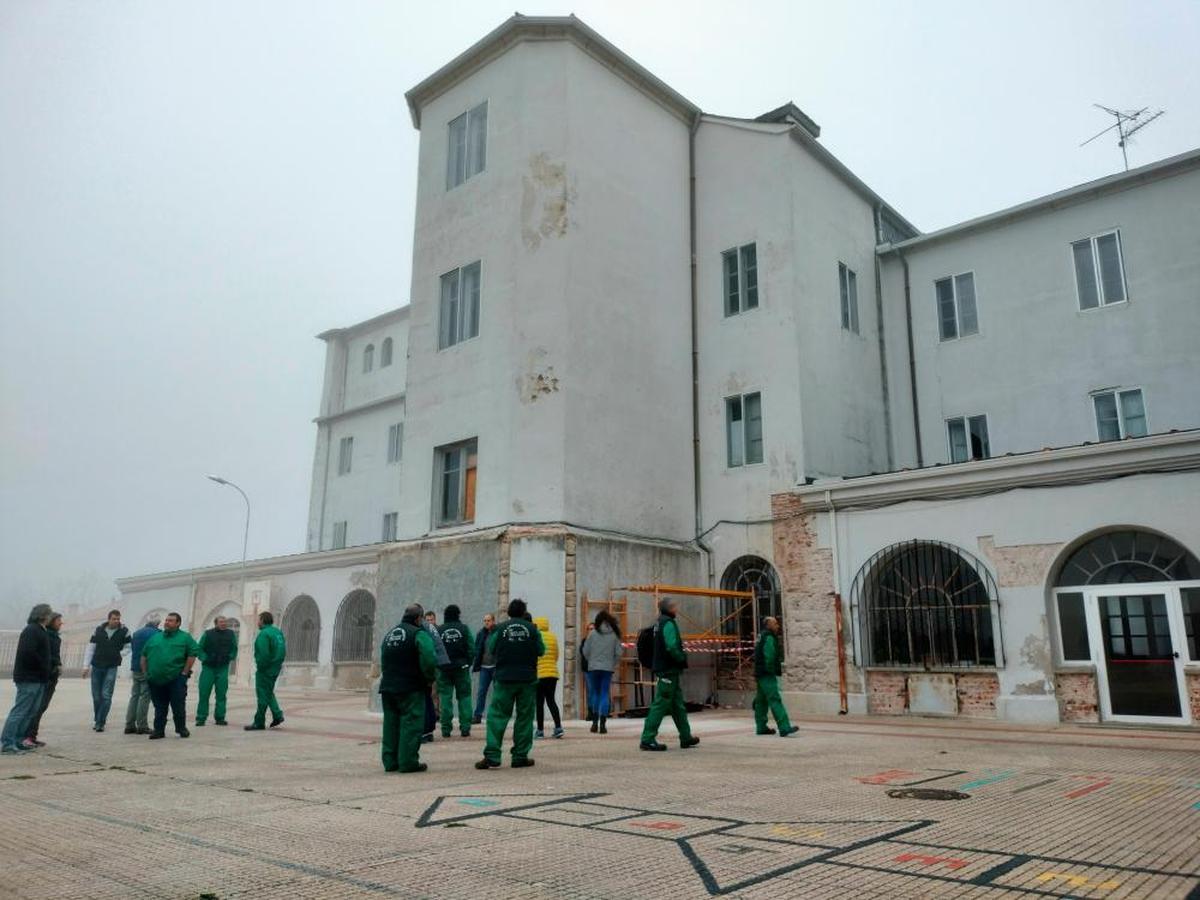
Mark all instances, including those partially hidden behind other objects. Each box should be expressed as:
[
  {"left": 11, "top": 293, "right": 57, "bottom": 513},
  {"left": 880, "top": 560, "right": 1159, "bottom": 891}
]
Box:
[
  {"left": 977, "top": 536, "right": 1064, "bottom": 588},
  {"left": 521, "top": 153, "right": 573, "bottom": 251},
  {"left": 1014, "top": 625, "right": 1052, "bottom": 694},
  {"left": 517, "top": 365, "right": 560, "bottom": 403}
]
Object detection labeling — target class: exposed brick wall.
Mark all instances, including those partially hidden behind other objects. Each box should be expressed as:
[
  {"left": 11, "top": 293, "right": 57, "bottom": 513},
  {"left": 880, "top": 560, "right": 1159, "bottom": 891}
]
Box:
[
  {"left": 866, "top": 671, "right": 907, "bottom": 715},
  {"left": 1187, "top": 671, "right": 1200, "bottom": 723},
  {"left": 563, "top": 533, "right": 577, "bottom": 717},
  {"left": 956, "top": 672, "right": 1000, "bottom": 718},
  {"left": 1055, "top": 671, "right": 1099, "bottom": 723},
  {"left": 771, "top": 495, "right": 842, "bottom": 695},
  {"left": 976, "top": 536, "right": 1064, "bottom": 588}
]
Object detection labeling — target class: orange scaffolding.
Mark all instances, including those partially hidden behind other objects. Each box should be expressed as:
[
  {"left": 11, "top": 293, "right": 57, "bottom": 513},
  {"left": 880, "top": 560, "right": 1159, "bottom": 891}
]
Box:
[{"left": 578, "top": 583, "right": 757, "bottom": 717}]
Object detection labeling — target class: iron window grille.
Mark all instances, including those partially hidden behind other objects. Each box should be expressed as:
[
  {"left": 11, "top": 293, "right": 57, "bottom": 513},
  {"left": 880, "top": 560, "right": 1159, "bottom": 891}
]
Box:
[
  {"left": 720, "top": 556, "right": 783, "bottom": 637},
  {"left": 1054, "top": 530, "right": 1200, "bottom": 587},
  {"left": 851, "top": 540, "right": 1001, "bottom": 669},
  {"left": 333, "top": 589, "right": 375, "bottom": 662},
  {"left": 282, "top": 595, "right": 320, "bottom": 663}
]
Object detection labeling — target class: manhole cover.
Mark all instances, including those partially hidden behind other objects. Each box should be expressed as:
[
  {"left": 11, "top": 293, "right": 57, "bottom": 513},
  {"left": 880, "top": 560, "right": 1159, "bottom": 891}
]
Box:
[{"left": 886, "top": 788, "right": 971, "bottom": 801}]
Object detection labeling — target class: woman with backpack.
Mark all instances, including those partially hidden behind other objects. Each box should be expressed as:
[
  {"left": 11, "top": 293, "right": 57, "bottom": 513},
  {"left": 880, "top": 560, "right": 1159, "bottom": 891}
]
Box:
[{"left": 581, "top": 610, "right": 621, "bottom": 734}]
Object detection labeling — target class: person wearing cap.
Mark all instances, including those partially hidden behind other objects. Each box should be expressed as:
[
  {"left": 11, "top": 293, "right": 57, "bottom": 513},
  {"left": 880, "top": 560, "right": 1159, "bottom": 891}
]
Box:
[
  {"left": 436, "top": 604, "right": 474, "bottom": 738},
  {"left": 379, "top": 603, "right": 437, "bottom": 772},
  {"left": 475, "top": 598, "right": 544, "bottom": 770},
  {"left": 639, "top": 597, "right": 699, "bottom": 752},
  {"left": 124, "top": 613, "right": 161, "bottom": 735},
  {"left": 195, "top": 615, "right": 237, "bottom": 727},
  {"left": 753, "top": 616, "right": 799, "bottom": 737}
]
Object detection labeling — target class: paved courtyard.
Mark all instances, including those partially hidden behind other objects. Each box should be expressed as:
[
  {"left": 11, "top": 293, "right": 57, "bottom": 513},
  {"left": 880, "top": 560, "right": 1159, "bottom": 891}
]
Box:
[{"left": 1, "top": 680, "right": 1197, "bottom": 899}]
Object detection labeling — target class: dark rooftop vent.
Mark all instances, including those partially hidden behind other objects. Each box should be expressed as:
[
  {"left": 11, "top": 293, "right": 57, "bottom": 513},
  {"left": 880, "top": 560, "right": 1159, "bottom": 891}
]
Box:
[{"left": 756, "top": 102, "right": 820, "bottom": 139}]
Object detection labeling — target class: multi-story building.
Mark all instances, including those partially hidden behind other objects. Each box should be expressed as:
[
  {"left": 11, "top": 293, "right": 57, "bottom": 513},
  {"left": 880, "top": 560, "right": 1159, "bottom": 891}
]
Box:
[{"left": 117, "top": 14, "right": 1200, "bottom": 724}]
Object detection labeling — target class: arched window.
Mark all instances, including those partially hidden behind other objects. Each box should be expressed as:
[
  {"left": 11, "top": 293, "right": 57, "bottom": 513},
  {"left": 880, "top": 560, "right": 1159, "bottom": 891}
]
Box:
[
  {"left": 333, "top": 589, "right": 375, "bottom": 662},
  {"left": 1054, "top": 530, "right": 1200, "bottom": 587},
  {"left": 381, "top": 337, "right": 393, "bottom": 367},
  {"left": 282, "top": 595, "right": 321, "bottom": 663},
  {"left": 363, "top": 344, "right": 374, "bottom": 373},
  {"left": 852, "top": 540, "right": 999, "bottom": 668},
  {"left": 720, "top": 556, "right": 782, "bottom": 636}
]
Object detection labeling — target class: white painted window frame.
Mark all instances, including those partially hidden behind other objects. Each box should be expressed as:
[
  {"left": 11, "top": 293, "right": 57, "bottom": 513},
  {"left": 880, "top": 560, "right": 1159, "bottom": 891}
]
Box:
[
  {"left": 387, "top": 423, "right": 403, "bottom": 464},
  {"left": 332, "top": 520, "right": 348, "bottom": 550},
  {"left": 722, "top": 242, "right": 759, "bottom": 317},
  {"left": 839, "top": 262, "right": 859, "bottom": 333},
  {"left": 725, "top": 391, "right": 764, "bottom": 468},
  {"left": 934, "top": 270, "right": 979, "bottom": 341},
  {"left": 1071, "top": 229, "right": 1128, "bottom": 311},
  {"left": 381, "top": 512, "right": 398, "bottom": 542},
  {"left": 434, "top": 438, "right": 478, "bottom": 528},
  {"left": 337, "top": 436, "right": 353, "bottom": 476},
  {"left": 446, "top": 101, "right": 488, "bottom": 190},
  {"left": 1090, "top": 386, "right": 1148, "bottom": 442},
  {"left": 438, "top": 261, "right": 482, "bottom": 351},
  {"left": 945, "top": 413, "right": 990, "bottom": 463}
]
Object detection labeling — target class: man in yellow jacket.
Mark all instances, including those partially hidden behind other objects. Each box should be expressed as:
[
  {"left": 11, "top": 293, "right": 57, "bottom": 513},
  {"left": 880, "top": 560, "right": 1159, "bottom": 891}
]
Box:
[{"left": 532, "top": 616, "right": 563, "bottom": 739}]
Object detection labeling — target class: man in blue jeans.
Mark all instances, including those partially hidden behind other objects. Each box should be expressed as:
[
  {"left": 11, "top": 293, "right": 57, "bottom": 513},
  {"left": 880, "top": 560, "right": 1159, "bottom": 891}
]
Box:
[
  {"left": 1, "top": 604, "right": 53, "bottom": 753},
  {"left": 82, "top": 609, "right": 130, "bottom": 732},
  {"left": 471, "top": 612, "right": 496, "bottom": 724}
]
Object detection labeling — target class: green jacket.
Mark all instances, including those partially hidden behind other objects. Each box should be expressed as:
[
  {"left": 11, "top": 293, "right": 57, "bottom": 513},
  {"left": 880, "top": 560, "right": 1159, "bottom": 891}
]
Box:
[
  {"left": 254, "top": 624, "right": 287, "bottom": 676},
  {"left": 141, "top": 629, "right": 201, "bottom": 685},
  {"left": 198, "top": 628, "right": 238, "bottom": 667},
  {"left": 754, "top": 631, "right": 782, "bottom": 678}
]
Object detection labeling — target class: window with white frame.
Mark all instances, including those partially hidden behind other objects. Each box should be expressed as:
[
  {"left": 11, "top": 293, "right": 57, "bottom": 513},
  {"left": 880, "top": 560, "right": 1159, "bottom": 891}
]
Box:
[
  {"left": 439, "top": 261, "right": 481, "bottom": 350},
  {"left": 935, "top": 272, "right": 978, "bottom": 340},
  {"left": 726, "top": 392, "right": 763, "bottom": 467},
  {"left": 722, "top": 243, "right": 758, "bottom": 316},
  {"left": 839, "top": 262, "right": 859, "bottom": 333},
  {"left": 381, "top": 512, "right": 398, "bottom": 542},
  {"left": 337, "top": 436, "right": 353, "bottom": 476},
  {"left": 435, "top": 439, "right": 478, "bottom": 527},
  {"left": 332, "top": 521, "right": 348, "bottom": 550},
  {"left": 1092, "top": 388, "right": 1147, "bottom": 441},
  {"left": 946, "top": 414, "right": 990, "bottom": 463},
  {"left": 1072, "top": 231, "right": 1126, "bottom": 309},
  {"left": 381, "top": 337, "right": 393, "bottom": 367},
  {"left": 387, "top": 423, "right": 403, "bottom": 464},
  {"left": 363, "top": 344, "right": 374, "bottom": 373},
  {"left": 446, "top": 101, "right": 488, "bottom": 189}
]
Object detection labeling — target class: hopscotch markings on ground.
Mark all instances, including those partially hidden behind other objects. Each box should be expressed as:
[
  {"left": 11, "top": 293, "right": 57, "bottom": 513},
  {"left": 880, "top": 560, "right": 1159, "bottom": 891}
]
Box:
[
  {"left": 893, "top": 853, "right": 968, "bottom": 870},
  {"left": 1062, "top": 775, "right": 1112, "bottom": 799},
  {"left": 1035, "top": 872, "right": 1120, "bottom": 890},
  {"left": 957, "top": 770, "right": 1017, "bottom": 791}
]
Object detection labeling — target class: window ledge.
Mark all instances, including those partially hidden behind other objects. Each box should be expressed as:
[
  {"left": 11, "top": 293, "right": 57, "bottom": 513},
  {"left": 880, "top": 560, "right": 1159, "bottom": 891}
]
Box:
[
  {"left": 1054, "top": 664, "right": 1097, "bottom": 674},
  {"left": 863, "top": 666, "right": 999, "bottom": 675}
]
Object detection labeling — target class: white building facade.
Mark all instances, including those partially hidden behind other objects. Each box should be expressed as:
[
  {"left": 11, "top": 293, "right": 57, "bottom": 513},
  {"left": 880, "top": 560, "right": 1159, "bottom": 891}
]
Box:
[{"left": 117, "top": 15, "right": 1200, "bottom": 725}]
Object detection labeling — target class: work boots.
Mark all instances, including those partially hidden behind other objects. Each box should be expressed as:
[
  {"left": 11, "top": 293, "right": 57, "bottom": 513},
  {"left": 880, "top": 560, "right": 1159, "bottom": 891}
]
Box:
[
  {"left": 599, "top": 716, "right": 607, "bottom": 734},
  {"left": 590, "top": 715, "right": 598, "bottom": 733}
]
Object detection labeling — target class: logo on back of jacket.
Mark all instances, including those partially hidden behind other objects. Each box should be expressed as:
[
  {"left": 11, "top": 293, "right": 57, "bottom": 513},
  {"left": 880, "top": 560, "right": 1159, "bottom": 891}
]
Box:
[
  {"left": 443, "top": 626, "right": 464, "bottom": 645},
  {"left": 502, "top": 623, "right": 528, "bottom": 641},
  {"left": 384, "top": 626, "right": 408, "bottom": 647}
]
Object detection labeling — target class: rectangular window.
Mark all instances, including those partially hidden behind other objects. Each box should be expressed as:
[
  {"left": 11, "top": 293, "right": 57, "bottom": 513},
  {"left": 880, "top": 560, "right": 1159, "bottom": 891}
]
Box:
[
  {"left": 337, "top": 436, "right": 353, "bottom": 476},
  {"left": 435, "top": 439, "right": 478, "bottom": 527},
  {"left": 722, "top": 243, "right": 758, "bottom": 316},
  {"left": 381, "top": 512, "right": 398, "bottom": 542},
  {"left": 1072, "top": 231, "right": 1126, "bottom": 309},
  {"left": 439, "top": 261, "right": 481, "bottom": 350},
  {"left": 946, "top": 414, "right": 990, "bottom": 463},
  {"left": 935, "top": 272, "right": 978, "bottom": 341},
  {"left": 387, "top": 423, "right": 403, "bottom": 464},
  {"left": 446, "top": 101, "right": 488, "bottom": 189},
  {"left": 332, "top": 521, "right": 347, "bottom": 550},
  {"left": 839, "top": 262, "right": 859, "bottom": 333},
  {"left": 725, "top": 392, "right": 763, "bottom": 467},
  {"left": 1092, "top": 388, "right": 1147, "bottom": 441},
  {"left": 1056, "top": 592, "right": 1091, "bottom": 662},
  {"left": 1183, "top": 587, "right": 1199, "bottom": 661}
]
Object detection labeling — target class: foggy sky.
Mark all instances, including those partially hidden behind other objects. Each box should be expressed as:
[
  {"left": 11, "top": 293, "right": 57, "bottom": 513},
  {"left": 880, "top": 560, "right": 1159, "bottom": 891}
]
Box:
[{"left": 2, "top": 1, "right": 1198, "bottom": 625}]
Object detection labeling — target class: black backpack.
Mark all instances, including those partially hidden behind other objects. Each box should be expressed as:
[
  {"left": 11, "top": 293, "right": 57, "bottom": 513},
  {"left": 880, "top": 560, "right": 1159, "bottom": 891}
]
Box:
[{"left": 636, "top": 625, "right": 655, "bottom": 670}]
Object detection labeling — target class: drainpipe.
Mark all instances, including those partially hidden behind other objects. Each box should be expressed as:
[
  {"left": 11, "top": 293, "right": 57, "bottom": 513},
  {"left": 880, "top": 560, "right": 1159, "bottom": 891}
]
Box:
[
  {"left": 899, "top": 250, "right": 923, "bottom": 467},
  {"left": 825, "top": 489, "right": 850, "bottom": 712},
  {"left": 872, "top": 206, "right": 894, "bottom": 471},
  {"left": 689, "top": 112, "right": 715, "bottom": 586}
]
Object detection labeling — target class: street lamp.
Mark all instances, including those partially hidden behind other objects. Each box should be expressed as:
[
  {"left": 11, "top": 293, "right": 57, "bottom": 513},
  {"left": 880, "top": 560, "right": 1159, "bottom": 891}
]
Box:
[{"left": 206, "top": 475, "right": 250, "bottom": 599}]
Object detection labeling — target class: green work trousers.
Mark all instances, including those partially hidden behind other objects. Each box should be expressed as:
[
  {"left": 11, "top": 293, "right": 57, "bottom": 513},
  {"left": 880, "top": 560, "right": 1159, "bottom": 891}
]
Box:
[
  {"left": 640, "top": 672, "right": 693, "bottom": 745},
  {"left": 381, "top": 691, "right": 425, "bottom": 772},
  {"left": 483, "top": 680, "right": 536, "bottom": 764},
  {"left": 753, "top": 674, "right": 792, "bottom": 733},
  {"left": 253, "top": 670, "right": 282, "bottom": 727},
  {"left": 438, "top": 667, "right": 473, "bottom": 735},
  {"left": 195, "top": 664, "right": 230, "bottom": 723}
]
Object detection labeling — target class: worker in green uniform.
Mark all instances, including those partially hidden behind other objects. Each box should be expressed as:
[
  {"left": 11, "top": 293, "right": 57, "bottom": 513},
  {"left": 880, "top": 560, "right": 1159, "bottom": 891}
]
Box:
[
  {"left": 475, "top": 598, "right": 544, "bottom": 770},
  {"left": 754, "top": 616, "right": 799, "bottom": 737},
  {"left": 244, "top": 610, "right": 287, "bottom": 730},
  {"left": 639, "top": 597, "right": 700, "bottom": 752},
  {"left": 141, "top": 611, "right": 201, "bottom": 740},
  {"left": 195, "top": 615, "right": 237, "bottom": 727},
  {"left": 379, "top": 603, "right": 437, "bottom": 772},
  {"left": 437, "top": 604, "right": 474, "bottom": 738}
]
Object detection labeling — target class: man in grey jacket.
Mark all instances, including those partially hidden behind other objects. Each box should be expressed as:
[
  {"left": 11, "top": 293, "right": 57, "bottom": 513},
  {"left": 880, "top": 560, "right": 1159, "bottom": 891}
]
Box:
[{"left": 581, "top": 611, "right": 622, "bottom": 734}]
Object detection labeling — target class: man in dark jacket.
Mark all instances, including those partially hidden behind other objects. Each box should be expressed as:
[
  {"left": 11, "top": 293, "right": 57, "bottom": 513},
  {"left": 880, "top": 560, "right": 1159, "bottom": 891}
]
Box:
[
  {"left": 437, "top": 605, "right": 474, "bottom": 737},
  {"left": 639, "top": 597, "right": 699, "bottom": 752},
  {"left": 753, "top": 616, "right": 798, "bottom": 737},
  {"left": 471, "top": 612, "right": 496, "bottom": 724},
  {"left": 2, "top": 604, "right": 53, "bottom": 753},
  {"left": 23, "top": 611, "right": 63, "bottom": 748},
  {"left": 195, "top": 615, "right": 237, "bottom": 726},
  {"left": 83, "top": 609, "right": 130, "bottom": 732},
  {"left": 124, "top": 614, "right": 161, "bottom": 735},
  {"left": 379, "top": 604, "right": 437, "bottom": 772},
  {"left": 475, "top": 598, "right": 544, "bottom": 770}
]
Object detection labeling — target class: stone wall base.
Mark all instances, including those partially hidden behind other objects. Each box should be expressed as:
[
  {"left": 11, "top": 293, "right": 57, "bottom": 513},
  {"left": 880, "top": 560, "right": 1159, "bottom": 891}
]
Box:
[{"left": 865, "top": 670, "right": 1000, "bottom": 718}]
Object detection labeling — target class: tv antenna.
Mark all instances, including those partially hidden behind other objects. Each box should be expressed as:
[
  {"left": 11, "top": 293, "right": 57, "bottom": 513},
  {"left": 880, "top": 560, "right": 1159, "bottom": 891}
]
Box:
[{"left": 1080, "top": 104, "right": 1165, "bottom": 171}]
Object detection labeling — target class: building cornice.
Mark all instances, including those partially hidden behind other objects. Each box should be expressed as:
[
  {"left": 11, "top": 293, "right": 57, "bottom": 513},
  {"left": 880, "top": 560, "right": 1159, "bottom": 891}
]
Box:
[
  {"left": 116, "top": 545, "right": 383, "bottom": 593},
  {"left": 789, "top": 430, "right": 1200, "bottom": 512},
  {"left": 877, "top": 147, "right": 1200, "bottom": 255},
  {"left": 404, "top": 14, "right": 700, "bottom": 128},
  {"left": 317, "top": 305, "right": 409, "bottom": 342},
  {"left": 313, "top": 391, "right": 405, "bottom": 426}
]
